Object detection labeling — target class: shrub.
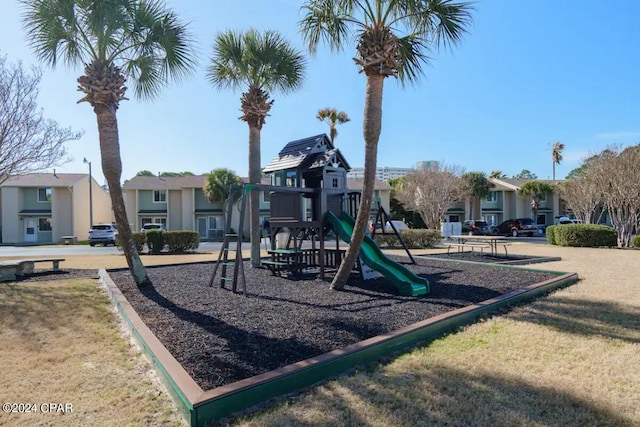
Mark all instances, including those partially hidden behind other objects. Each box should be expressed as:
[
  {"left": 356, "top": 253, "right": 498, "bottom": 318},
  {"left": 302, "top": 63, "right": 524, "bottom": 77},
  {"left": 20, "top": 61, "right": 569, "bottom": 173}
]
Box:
[
  {"left": 115, "top": 232, "right": 146, "bottom": 253},
  {"left": 545, "top": 225, "right": 558, "bottom": 245},
  {"left": 554, "top": 224, "right": 617, "bottom": 247},
  {"left": 373, "top": 229, "right": 441, "bottom": 249},
  {"left": 163, "top": 231, "right": 200, "bottom": 253},
  {"left": 632, "top": 235, "right": 640, "bottom": 248},
  {"left": 145, "top": 229, "right": 165, "bottom": 254}
]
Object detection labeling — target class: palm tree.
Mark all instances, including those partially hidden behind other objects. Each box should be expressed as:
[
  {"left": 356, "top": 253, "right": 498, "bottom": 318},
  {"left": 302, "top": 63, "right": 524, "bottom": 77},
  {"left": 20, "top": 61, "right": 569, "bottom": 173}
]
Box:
[
  {"left": 301, "top": 0, "right": 473, "bottom": 290},
  {"left": 460, "top": 171, "right": 490, "bottom": 219},
  {"left": 551, "top": 141, "right": 565, "bottom": 181},
  {"left": 517, "top": 180, "right": 554, "bottom": 222},
  {"left": 204, "top": 168, "right": 242, "bottom": 203},
  {"left": 316, "top": 107, "right": 350, "bottom": 143},
  {"left": 207, "top": 29, "right": 306, "bottom": 267},
  {"left": 489, "top": 170, "right": 506, "bottom": 179},
  {"left": 22, "top": 0, "right": 196, "bottom": 286}
]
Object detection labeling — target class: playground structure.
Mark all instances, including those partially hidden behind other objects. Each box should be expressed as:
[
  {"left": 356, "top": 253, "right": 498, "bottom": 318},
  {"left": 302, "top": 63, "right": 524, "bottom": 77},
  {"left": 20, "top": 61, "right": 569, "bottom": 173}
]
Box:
[{"left": 210, "top": 134, "right": 429, "bottom": 296}]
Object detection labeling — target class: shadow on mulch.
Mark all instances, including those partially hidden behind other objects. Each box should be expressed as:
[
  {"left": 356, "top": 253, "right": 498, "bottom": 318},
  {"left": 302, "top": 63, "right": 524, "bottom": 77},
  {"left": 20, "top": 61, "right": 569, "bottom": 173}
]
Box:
[{"left": 108, "top": 256, "right": 561, "bottom": 391}]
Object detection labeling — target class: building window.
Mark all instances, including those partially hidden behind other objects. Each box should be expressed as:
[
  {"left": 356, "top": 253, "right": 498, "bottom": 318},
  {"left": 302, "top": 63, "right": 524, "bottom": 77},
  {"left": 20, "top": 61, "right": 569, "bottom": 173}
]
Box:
[
  {"left": 449, "top": 215, "right": 460, "bottom": 222},
  {"left": 262, "top": 191, "right": 270, "bottom": 203},
  {"left": 539, "top": 193, "right": 547, "bottom": 202},
  {"left": 485, "top": 192, "right": 497, "bottom": 202},
  {"left": 153, "top": 190, "right": 166, "bottom": 203},
  {"left": 38, "top": 217, "right": 52, "bottom": 231},
  {"left": 38, "top": 188, "right": 52, "bottom": 202},
  {"left": 537, "top": 214, "right": 546, "bottom": 225},
  {"left": 332, "top": 178, "right": 338, "bottom": 188}
]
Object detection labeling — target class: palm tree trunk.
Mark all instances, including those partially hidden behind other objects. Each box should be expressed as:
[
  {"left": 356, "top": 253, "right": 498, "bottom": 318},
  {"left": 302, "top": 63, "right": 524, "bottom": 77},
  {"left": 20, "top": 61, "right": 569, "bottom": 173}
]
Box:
[
  {"left": 248, "top": 125, "right": 261, "bottom": 267},
  {"left": 94, "top": 105, "right": 149, "bottom": 285},
  {"left": 331, "top": 74, "right": 384, "bottom": 290}
]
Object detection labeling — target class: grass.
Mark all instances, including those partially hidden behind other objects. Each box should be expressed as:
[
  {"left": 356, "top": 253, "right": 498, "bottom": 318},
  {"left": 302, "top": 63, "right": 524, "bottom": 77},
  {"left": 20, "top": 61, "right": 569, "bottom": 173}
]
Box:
[
  {"left": 0, "top": 278, "right": 185, "bottom": 426},
  {"left": 230, "top": 244, "right": 640, "bottom": 426},
  {"left": 1, "top": 244, "right": 639, "bottom": 426}
]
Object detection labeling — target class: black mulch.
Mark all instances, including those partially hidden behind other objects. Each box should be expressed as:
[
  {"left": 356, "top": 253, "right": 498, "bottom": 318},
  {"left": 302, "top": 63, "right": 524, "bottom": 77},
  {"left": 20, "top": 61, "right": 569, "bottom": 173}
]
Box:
[
  {"left": 422, "top": 252, "right": 539, "bottom": 264},
  {"left": 108, "top": 256, "right": 560, "bottom": 391}
]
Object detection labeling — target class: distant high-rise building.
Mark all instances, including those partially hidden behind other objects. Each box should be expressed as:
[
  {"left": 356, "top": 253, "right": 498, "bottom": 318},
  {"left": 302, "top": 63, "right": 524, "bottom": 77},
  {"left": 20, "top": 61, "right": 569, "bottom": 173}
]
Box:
[{"left": 347, "top": 161, "right": 439, "bottom": 182}]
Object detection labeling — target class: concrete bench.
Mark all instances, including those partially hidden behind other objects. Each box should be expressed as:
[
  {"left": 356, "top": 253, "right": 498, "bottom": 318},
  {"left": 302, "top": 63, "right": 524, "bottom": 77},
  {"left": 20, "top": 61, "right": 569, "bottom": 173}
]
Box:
[{"left": 0, "top": 258, "right": 65, "bottom": 282}]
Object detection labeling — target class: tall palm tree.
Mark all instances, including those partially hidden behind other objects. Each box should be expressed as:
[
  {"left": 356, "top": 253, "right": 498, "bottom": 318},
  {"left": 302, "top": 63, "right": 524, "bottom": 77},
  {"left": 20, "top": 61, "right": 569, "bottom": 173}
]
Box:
[
  {"left": 22, "top": 0, "right": 196, "bottom": 286},
  {"left": 204, "top": 168, "right": 242, "bottom": 203},
  {"left": 207, "top": 29, "right": 306, "bottom": 267},
  {"left": 517, "top": 180, "right": 554, "bottom": 221},
  {"left": 460, "top": 171, "right": 490, "bottom": 219},
  {"left": 301, "top": 0, "right": 473, "bottom": 290},
  {"left": 551, "top": 141, "right": 565, "bottom": 181},
  {"left": 489, "top": 170, "right": 506, "bottom": 179},
  {"left": 316, "top": 107, "right": 350, "bottom": 143}
]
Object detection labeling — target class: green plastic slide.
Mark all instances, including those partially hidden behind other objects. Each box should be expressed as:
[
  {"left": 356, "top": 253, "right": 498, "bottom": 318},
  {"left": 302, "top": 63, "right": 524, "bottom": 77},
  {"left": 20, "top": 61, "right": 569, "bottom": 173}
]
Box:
[{"left": 326, "top": 211, "right": 429, "bottom": 296}]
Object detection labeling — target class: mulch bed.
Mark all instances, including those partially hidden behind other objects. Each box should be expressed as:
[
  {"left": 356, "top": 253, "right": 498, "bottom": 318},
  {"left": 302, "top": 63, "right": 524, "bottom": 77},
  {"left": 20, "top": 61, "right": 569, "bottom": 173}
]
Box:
[
  {"left": 422, "top": 252, "right": 541, "bottom": 264},
  {"left": 108, "top": 256, "right": 560, "bottom": 391}
]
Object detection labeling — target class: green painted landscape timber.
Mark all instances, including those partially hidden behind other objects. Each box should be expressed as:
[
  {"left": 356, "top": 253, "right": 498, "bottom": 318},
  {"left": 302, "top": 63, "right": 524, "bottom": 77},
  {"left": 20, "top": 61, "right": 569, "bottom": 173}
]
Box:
[{"left": 100, "top": 267, "right": 577, "bottom": 427}]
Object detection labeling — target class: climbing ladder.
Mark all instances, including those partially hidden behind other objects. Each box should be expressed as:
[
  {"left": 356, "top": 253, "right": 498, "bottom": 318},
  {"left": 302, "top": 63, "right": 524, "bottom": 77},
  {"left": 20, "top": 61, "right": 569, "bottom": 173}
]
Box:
[{"left": 209, "top": 184, "right": 254, "bottom": 296}]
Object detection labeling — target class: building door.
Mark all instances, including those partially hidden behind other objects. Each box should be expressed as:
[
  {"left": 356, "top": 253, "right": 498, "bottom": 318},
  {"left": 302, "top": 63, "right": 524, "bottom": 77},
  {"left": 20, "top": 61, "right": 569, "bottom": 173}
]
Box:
[
  {"left": 197, "top": 217, "right": 207, "bottom": 239},
  {"left": 24, "top": 218, "right": 37, "bottom": 242}
]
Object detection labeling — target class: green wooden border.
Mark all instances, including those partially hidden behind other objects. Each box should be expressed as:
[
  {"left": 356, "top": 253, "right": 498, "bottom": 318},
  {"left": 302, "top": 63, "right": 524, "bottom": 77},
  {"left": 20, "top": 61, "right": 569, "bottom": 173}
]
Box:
[{"left": 101, "top": 264, "right": 578, "bottom": 426}]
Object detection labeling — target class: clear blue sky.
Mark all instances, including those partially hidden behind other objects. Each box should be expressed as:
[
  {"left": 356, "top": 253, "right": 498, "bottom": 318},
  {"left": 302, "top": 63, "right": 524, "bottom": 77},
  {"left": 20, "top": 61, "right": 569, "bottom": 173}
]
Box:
[{"left": 2, "top": 0, "right": 639, "bottom": 185}]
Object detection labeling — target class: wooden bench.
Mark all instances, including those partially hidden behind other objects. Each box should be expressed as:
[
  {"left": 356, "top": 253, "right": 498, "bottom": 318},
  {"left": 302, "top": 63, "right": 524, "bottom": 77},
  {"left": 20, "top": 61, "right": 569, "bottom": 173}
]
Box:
[{"left": 0, "top": 258, "right": 65, "bottom": 282}]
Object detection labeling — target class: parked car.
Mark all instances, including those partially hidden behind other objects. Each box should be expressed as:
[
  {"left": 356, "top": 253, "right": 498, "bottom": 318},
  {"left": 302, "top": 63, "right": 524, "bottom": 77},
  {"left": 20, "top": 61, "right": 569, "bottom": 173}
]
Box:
[
  {"left": 385, "top": 220, "right": 409, "bottom": 231},
  {"left": 555, "top": 216, "right": 582, "bottom": 225},
  {"left": 462, "top": 220, "right": 491, "bottom": 235},
  {"left": 88, "top": 223, "right": 118, "bottom": 246},
  {"left": 491, "top": 218, "right": 538, "bottom": 237},
  {"left": 141, "top": 223, "right": 165, "bottom": 233}
]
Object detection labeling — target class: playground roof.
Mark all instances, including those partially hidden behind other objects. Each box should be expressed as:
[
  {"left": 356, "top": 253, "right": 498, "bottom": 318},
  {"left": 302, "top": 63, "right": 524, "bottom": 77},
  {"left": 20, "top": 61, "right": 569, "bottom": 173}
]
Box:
[{"left": 263, "top": 134, "right": 351, "bottom": 173}]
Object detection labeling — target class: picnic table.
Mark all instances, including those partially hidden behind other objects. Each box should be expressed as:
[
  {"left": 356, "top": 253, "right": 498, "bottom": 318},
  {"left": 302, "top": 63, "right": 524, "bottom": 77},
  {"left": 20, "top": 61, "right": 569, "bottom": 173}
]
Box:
[
  {"left": 262, "top": 249, "right": 306, "bottom": 276},
  {"left": 447, "top": 235, "right": 511, "bottom": 257}
]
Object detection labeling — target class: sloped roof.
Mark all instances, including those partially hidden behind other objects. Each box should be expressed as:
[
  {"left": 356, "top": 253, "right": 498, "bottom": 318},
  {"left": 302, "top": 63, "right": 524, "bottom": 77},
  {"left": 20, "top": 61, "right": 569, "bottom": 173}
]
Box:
[
  {"left": 346, "top": 178, "right": 391, "bottom": 191},
  {"left": 263, "top": 134, "right": 350, "bottom": 173},
  {"left": 299, "top": 148, "right": 351, "bottom": 171},
  {"left": 1, "top": 173, "right": 87, "bottom": 187},
  {"left": 122, "top": 175, "right": 269, "bottom": 190},
  {"left": 489, "top": 177, "right": 557, "bottom": 191}
]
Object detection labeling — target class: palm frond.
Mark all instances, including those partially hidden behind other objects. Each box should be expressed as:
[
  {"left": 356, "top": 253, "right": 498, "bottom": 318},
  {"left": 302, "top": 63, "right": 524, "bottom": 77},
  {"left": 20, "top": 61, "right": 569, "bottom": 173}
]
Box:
[
  {"left": 300, "top": 0, "right": 352, "bottom": 54},
  {"left": 208, "top": 29, "right": 306, "bottom": 95},
  {"left": 22, "top": 0, "right": 196, "bottom": 101}
]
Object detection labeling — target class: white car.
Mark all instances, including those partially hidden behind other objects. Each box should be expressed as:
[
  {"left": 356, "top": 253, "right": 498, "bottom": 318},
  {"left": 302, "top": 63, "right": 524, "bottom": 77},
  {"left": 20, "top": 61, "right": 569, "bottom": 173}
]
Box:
[
  {"left": 141, "top": 223, "right": 165, "bottom": 232},
  {"left": 555, "top": 216, "right": 581, "bottom": 225},
  {"left": 385, "top": 220, "right": 409, "bottom": 231},
  {"left": 88, "top": 224, "right": 118, "bottom": 246}
]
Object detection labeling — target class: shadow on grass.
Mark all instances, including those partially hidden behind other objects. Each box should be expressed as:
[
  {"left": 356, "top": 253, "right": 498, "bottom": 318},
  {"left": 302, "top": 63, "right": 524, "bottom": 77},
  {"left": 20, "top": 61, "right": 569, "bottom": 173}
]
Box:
[
  {"left": 507, "top": 296, "right": 640, "bottom": 344},
  {"left": 0, "top": 280, "right": 103, "bottom": 340},
  {"left": 235, "top": 365, "right": 634, "bottom": 426}
]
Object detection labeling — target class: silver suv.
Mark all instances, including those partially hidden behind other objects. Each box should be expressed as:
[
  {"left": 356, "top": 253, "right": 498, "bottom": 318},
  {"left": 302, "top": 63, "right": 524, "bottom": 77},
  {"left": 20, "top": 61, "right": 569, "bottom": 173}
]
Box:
[{"left": 88, "top": 224, "right": 118, "bottom": 246}]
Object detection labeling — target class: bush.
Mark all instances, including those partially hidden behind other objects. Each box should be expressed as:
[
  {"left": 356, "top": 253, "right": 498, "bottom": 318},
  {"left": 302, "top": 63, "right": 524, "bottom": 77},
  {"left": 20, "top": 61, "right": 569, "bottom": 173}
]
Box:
[
  {"left": 163, "top": 231, "right": 200, "bottom": 253},
  {"left": 553, "top": 224, "right": 617, "bottom": 247},
  {"left": 632, "top": 235, "right": 640, "bottom": 248},
  {"left": 115, "top": 232, "right": 146, "bottom": 253},
  {"left": 145, "top": 229, "right": 165, "bottom": 254},
  {"left": 373, "top": 229, "right": 441, "bottom": 249},
  {"left": 545, "top": 225, "right": 558, "bottom": 245}
]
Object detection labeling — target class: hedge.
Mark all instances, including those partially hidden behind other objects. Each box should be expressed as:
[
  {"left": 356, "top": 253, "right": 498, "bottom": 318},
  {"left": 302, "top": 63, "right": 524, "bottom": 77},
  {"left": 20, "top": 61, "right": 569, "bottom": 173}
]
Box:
[
  {"left": 115, "top": 232, "right": 146, "bottom": 252},
  {"left": 632, "top": 235, "right": 640, "bottom": 248},
  {"left": 145, "top": 229, "right": 165, "bottom": 254},
  {"left": 373, "top": 229, "right": 442, "bottom": 249},
  {"left": 551, "top": 224, "right": 617, "bottom": 247},
  {"left": 162, "top": 231, "right": 200, "bottom": 253}
]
